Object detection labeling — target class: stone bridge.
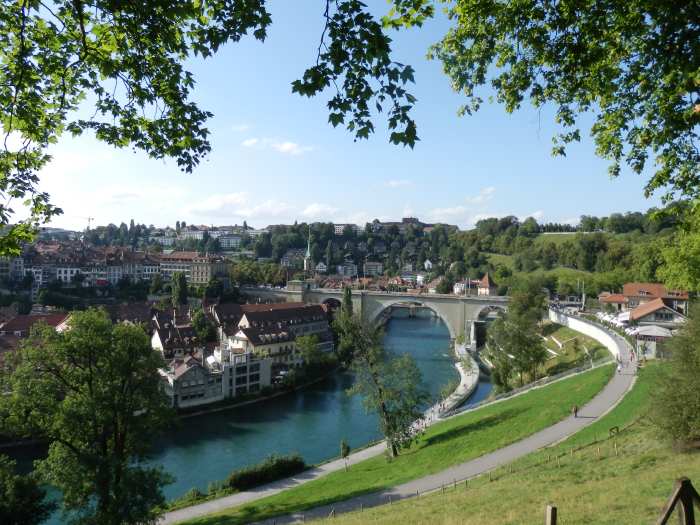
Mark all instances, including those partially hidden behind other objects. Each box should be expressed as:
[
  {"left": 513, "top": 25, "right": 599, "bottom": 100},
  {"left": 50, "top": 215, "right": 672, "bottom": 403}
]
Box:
[{"left": 241, "top": 285, "right": 508, "bottom": 343}]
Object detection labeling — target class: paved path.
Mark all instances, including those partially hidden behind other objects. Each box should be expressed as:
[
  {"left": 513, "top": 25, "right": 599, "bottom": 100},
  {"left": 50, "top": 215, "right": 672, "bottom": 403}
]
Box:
[
  {"left": 252, "top": 331, "right": 635, "bottom": 524},
  {"left": 164, "top": 324, "right": 634, "bottom": 525}
]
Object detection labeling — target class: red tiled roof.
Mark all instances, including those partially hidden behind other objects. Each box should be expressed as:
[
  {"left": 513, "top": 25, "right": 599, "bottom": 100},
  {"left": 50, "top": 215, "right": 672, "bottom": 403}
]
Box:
[
  {"left": 629, "top": 298, "right": 674, "bottom": 321},
  {"left": 622, "top": 282, "right": 688, "bottom": 301},
  {"left": 161, "top": 251, "right": 200, "bottom": 261},
  {"left": 0, "top": 335, "right": 21, "bottom": 363},
  {"left": 1, "top": 313, "right": 69, "bottom": 335},
  {"left": 599, "top": 293, "right": 627, "bottom": 304}
]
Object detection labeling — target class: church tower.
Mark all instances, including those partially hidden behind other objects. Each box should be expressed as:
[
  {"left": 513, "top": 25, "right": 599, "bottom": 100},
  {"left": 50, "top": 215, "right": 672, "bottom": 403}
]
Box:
[{"left": 303, "top": 226, "right": 312, "bottom": 272}]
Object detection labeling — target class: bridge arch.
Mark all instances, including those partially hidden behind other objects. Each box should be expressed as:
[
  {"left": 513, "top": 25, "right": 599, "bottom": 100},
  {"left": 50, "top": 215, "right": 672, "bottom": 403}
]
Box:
[
  {"left": 367, "top": 301, "right": 457, "bottom": 340},
  {"left": 322, "top": 297, "right": 342, "bottom": 309},
  {"left": 475, "top": 304, "right": 507, "bottom": 320}
]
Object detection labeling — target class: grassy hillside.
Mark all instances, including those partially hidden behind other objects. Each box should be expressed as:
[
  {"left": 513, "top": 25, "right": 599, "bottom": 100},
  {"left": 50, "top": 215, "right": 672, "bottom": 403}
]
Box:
[
  {"left": 180, "top": 365, "right": 614, "bottom": 525},
  {"left": 315, "top": 364, "right": 700, "bottom": 525},
  {"left": 483, "top": 252, "right": 515, "bottom": 270},
  {"left": 533, "top": 232, "right": 582, "bottom": 246},
  {"left": 541, "top": 322, "right": 608, "bottom": 374}
]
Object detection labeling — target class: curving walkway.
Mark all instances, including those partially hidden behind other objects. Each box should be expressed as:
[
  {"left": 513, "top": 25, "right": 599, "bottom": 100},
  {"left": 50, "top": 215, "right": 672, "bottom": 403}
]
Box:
[{"left": 163, "top": 319, "right": 634, "bottom": 525}]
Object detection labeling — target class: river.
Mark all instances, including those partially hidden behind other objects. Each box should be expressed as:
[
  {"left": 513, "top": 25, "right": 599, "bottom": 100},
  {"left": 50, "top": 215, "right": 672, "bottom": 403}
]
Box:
[{"left": 15, "top": 308, "right": 492, "bottom": 522}]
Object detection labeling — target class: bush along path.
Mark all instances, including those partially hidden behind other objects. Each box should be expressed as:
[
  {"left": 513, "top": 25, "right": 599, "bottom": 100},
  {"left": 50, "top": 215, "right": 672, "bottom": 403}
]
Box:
[{"left": 164, "top": 319, "right": 633, "bottom": 525}]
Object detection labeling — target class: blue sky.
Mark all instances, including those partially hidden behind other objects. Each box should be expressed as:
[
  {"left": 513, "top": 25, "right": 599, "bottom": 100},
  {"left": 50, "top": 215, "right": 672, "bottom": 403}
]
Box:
[{"left": 39, "top": 2, "right": 660, "bottom": 231}]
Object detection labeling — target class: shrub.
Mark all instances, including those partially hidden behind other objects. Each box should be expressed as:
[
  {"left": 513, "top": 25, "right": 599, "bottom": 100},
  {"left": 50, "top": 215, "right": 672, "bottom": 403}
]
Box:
[
  {"left": 225, "top": 454, "right": 306, "bottom": 491},
  {"left": 651, "top": 304, "right": 700, "bottom": 448}
]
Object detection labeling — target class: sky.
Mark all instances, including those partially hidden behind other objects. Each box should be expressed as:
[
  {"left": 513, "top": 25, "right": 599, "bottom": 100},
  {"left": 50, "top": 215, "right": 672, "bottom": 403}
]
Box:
[{"left": 35, "top": 2, "right": 661, "bottom": 232}]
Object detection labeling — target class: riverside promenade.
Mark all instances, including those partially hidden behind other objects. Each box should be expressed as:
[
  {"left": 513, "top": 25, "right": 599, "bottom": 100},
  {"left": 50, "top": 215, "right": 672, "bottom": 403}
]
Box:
[
  {"left": 163, "top": 345, "right": 479, "bottom": 525},
  {"left": 164, "top": 314, "right": 632, "bottom": 525}
]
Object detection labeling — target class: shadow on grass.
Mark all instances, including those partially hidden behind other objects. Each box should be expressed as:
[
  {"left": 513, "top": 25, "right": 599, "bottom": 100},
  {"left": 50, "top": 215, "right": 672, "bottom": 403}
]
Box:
[
  {"left": 424, "top": 408, "right": 525, "bottom": 447},
  {"left": 541, "top": 324, "right": 559, "bottom": 337}
]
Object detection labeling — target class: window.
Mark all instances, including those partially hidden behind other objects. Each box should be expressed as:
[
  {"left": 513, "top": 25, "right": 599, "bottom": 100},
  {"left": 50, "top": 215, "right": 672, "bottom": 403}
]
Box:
[
  {"left": 236, "top": 366, "right": 247, "bottom": 375},
  {"left": 249, "top": 383, "right": 260, "bottom": 393},
  {"left": 250, "top": 363, "right": 260, "bottom": 373},
  {"left": 236, "top": 386, "right": 247, "bottom": 396},
  {"left": 249, "top": 373, "right": 260, "bottom": 383},
  {"left": 236, "top": 376, "right": 247, "bottom": 385}
]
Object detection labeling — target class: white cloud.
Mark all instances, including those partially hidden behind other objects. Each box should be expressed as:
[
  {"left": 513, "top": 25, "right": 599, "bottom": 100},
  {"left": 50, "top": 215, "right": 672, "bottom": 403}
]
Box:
[
  {"left": 468, "top": 213, "right": 493, "bottom": 225},
  {"left": 385, "top": 179, "right": 412, "bottom": 188},
  {"left": 302, "top": 203, "right": 339, "bottom": 219},
  {"left": 337, "top": 211, "right": 372, "bottom": 226},
  {"left": 271, "top": 141, "right": 313, "bottom": 156},
  {"left": 232, "top": 124, "right": 250, "bottom": 133},
  {"left": 187, "top": 192, "right": 249, "bottom": 214},
  {"left": 520, "top": 210, "right": 545, "bottom": 222},
  {"left": 239, "top": 137, "right": 313, "bottom": 156},
  {"left": 235, "top": 199, "right": 293, "bottom": 219},
  {"left": 427, "top": 206, "right": 468, "bottom": 223},
  {"left": 466, "top": 186, "right": 496, "bottom": 205}
]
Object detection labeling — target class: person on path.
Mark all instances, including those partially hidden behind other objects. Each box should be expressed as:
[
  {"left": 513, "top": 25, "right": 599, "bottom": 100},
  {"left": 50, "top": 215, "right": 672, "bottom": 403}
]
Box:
[
  {"left": 572, "top": 405, "right": 578, "bottom": 418},
  {"left": 617, "top": 363, "right": 622, "bottom": 374}
]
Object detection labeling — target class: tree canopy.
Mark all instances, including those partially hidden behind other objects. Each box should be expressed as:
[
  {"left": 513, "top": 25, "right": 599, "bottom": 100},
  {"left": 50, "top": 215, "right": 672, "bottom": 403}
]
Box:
[
  {"left": 395, "top": 0, "right": 699, "bottom": 202},
  {"left": 346, "top": 318, "right": 428, "bottom": 457},
  {"left": 0, "top": 454, "right": 55, "bottom": 525},
  {"left": 0, "top": 0, "right": 418, "bottom": 254},
  {"left": 0, "top": 309, "right": 173, "bottom": 524}
]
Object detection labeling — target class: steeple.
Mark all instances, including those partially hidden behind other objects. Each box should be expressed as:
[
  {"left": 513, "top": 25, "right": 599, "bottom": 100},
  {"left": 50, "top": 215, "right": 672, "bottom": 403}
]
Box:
[
  {"left": 304, "top": 225, "right": 312, "bottom": 272},
  {"left": 305, "top": 225, "right": 311, "bottom": 258}
]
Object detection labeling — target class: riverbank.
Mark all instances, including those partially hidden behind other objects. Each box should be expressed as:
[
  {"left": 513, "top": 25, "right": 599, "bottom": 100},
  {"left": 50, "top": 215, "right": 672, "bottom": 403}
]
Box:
[
  {"left": 165, "top": 312, "right": 633, "bottom": 524},
  {"left": 308, "top": 363, "right": 662, "bottom": 525},
  {"left": 178, "top": 371, "right": 334, "bottom": 419},
  {"left": 432, "top": 344, "right": 480, "bottom": 418},
  {"left": 166, "top": 363, "right": 616, "bottom": 524}
]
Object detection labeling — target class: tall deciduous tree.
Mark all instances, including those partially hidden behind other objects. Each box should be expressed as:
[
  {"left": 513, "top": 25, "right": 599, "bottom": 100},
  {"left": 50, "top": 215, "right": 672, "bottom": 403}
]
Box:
[
  {"left": 1, "top": 309, "right": 173, "bottom": 524},
  {"left": 348, "top": 320, "right": 428, "bottom": 458},
  {"left": 659, "top": 207, "right": 700, "bottom": 292},
  {"left": 651, "top": 304, "right": 700, "bottom": 447},
  {"left": 0, "top": 1, "right": 417, "bottom": 254},
  {"left": 171, "top": 271, "right": 188, "bottom": 307}
]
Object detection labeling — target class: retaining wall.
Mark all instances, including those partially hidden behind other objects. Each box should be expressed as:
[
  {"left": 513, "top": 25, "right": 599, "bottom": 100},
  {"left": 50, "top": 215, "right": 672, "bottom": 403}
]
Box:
[{"left": 548, "top": 309, "right": 621, "bottom": 360}]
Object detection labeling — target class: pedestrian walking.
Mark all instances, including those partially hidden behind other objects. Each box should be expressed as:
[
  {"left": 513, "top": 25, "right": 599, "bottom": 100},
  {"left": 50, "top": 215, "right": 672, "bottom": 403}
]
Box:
[
  {"left": 617, "top": 363, "right": 622, "bottom": 374},
  {"left": 572, "top": 405, "right": 578, "bottom": 418}
]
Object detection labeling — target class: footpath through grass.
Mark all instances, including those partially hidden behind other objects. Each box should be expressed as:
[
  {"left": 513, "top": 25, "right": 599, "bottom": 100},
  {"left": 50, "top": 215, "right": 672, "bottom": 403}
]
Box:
[
  {"left": 317, "top": 363, "right": 697, "bottom": 525},
  {"left": 179, "top": 364, "right": 614, "bottom": 525}
]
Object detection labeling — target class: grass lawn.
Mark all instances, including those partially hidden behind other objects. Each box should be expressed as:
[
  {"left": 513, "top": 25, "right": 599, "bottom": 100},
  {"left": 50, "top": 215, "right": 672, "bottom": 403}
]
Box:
[
  {"left": 532, "top": 232, "right": 583, "bottom": 246},
  {"left": 484, "top": 253, "right": 515, "bottom": 270},
  {"left": 179, "top": 364, "right": 614, "bottom": 525},
  {"left": 317, "top": 363, "right": 700, "bottom": 525},
  {"left": 541, "top": 322, "right": 609, "bottom": 374}
]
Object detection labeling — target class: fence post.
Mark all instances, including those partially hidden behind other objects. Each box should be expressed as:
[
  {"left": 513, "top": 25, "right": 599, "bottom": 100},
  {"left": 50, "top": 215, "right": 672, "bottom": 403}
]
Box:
[
  {"left": 656, "top": 477, "right": 700, "bottom": 525},
  {"left": 545, "top": 504, "right": 557, "bottom": 525}
]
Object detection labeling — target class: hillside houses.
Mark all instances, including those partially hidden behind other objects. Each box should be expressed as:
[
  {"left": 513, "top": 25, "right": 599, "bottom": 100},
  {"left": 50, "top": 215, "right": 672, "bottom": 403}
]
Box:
[
  {"left": 0, "top": 300, "right": 335, "bottom": 410},
  {"left": 599, "top": 282, "right": 689, "bottom": 330}
]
